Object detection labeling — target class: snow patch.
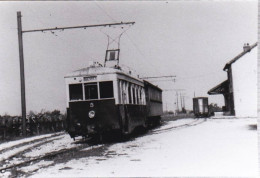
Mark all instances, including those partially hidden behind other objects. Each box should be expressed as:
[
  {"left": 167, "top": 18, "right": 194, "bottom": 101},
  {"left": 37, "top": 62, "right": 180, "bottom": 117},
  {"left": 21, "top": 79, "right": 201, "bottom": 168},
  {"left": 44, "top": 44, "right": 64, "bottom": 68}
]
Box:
[{"left": 0, "top": 170, "right": 11, "bottom": 178}]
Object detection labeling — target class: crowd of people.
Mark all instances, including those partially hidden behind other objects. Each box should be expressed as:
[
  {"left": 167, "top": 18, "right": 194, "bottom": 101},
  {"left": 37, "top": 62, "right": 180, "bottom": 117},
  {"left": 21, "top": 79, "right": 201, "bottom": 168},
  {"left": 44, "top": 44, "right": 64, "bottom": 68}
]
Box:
[{"left": 0, "top": 110, "right": 66, "bottom": 140}]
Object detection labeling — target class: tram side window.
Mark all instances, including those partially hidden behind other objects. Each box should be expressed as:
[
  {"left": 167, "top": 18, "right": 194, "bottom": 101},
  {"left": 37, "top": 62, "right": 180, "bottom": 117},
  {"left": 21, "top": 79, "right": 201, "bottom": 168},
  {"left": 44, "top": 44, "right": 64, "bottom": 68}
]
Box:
[
  {"left": 136, "top": 87, "right": 139, "bottom": 104},
  {"left": 120, "top": 80, "right": 127, "bottom": 104},
  {"left": 136, "top": 88, "right": 139, "bottom": 104},
  {"left": 125, "top": 82, "right": 129, "bottom": 104},
  {"left": 69, "top": 84, "right": 83, "bottom": 100},
  {"left": 85, "top": 83, "right": 98, "bottom": 100},
  {"left": 139, "top": 89, "right": 142, "bottom": 104},
  {"left": 132, "top": 87, "right": 136, "bottom": 104},
  {"left": 100, "top": 81, "right": 114, "bottom": 98},
  {"left": 128, "top": 85, "right": 132, "bottom": 104}
]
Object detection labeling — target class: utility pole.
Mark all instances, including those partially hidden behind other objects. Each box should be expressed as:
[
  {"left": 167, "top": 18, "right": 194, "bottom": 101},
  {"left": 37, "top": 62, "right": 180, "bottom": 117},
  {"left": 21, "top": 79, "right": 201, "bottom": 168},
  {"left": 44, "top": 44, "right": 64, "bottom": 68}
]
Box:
[
  {"left": 183, "top": 95, "right": 185, "bottom": 109},
  {"left": 180, "top": 92, "right": 183, "bottom": 109},
  {"left": 163, "top": 89, "right": 185, "bottom": 113},
  {"left": 17, "top": 12, "right": 26, "bottom": 136},
  {"left": 176, "top": 91, "right": 179, "bottom": 112},
  {"left": 16, "top": 11, "right": 134, "bottom": 136}
]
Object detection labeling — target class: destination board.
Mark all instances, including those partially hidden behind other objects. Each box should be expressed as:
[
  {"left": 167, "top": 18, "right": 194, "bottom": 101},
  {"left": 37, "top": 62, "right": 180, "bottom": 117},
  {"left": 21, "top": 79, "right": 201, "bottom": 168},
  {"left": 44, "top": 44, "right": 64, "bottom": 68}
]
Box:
[{"left": 84, "top": 76, "right": 97, "bottom": 81}]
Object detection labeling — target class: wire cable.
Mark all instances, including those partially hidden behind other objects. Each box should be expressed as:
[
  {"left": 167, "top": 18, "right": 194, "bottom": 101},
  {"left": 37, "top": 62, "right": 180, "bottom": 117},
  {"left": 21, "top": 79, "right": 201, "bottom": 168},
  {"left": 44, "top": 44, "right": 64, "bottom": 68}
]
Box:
[{"left": 94, "top": 1, "right": 117, "bottom": 23}]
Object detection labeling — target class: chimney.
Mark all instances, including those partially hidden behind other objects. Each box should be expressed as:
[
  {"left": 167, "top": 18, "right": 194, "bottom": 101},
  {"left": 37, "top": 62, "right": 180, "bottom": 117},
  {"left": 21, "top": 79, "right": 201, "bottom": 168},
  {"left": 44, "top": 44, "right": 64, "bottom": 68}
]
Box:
[{"left": 243, "top": 43, "right": 251, "bottom": 52}]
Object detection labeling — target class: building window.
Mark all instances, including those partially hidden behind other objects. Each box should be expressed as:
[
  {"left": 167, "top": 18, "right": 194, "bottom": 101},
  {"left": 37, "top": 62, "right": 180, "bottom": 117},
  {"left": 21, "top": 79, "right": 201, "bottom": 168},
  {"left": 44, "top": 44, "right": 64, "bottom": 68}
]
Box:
[
  {"left": 69, "top": 84, "right": 83, "bottom": 100},
  {"left": 100, "top": 81, "right": 114, "bottom": 98},
  {"left": 85, "top": 83, "right": 98, "bottom": 100}
]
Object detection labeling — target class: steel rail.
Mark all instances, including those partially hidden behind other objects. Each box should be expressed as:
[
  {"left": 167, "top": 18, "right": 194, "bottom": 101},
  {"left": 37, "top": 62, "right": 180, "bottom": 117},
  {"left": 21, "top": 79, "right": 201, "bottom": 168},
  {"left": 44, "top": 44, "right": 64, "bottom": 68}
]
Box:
[
  {"left": 0, "top": 143, "right": 97, "bottom": 172},
  {"left": 0, "top": 132, "right": 64, "bottom": 154},
  {"left": 151, "top": 118, "right": 206, "bottom": 134},
  {"left": 0, "top": 147, "right": 80, "bottom": 172}
]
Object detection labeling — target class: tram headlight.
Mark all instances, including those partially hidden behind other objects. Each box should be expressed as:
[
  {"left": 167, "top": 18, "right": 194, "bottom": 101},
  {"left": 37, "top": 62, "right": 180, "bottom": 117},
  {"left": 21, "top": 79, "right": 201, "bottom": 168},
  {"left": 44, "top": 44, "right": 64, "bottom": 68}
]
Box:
[{"left": 88, "top": 110, "right": 95, "bottom": 118}]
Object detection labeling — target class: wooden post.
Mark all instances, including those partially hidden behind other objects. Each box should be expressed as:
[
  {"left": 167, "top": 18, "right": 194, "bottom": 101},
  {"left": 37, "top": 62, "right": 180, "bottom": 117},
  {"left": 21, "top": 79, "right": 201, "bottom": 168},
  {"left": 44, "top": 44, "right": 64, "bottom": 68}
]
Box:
[{"left": 17, "top": 11, "right": 26, "bottom": 136}]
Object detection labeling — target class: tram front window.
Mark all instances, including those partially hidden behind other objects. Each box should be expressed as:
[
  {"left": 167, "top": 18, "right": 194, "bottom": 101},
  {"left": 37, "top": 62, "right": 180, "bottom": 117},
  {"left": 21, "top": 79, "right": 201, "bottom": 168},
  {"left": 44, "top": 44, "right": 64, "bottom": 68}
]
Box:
[
  {"left": 100, "top": 81, "right": 114, "bottom": 98},
  {"left": 69, "top": 84, "right": 83, "bottom": 100},
  {"left": 85, "top": 83, "right": 98, "bottom": 100}
]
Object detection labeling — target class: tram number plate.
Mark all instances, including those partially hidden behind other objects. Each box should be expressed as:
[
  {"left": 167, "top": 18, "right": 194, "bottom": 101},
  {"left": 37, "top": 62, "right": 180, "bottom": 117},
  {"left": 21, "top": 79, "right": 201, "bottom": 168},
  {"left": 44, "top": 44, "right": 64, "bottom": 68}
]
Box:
[{"left": 84, "top": 76, "right": 97, "bottom": 81}]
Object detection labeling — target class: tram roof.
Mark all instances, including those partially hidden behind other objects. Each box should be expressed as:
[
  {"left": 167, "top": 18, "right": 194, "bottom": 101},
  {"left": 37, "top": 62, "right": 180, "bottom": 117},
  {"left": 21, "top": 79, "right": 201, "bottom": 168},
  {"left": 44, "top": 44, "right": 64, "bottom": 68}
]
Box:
[{"left": 65, "top": 66, "right": 141, "bottom": 81}]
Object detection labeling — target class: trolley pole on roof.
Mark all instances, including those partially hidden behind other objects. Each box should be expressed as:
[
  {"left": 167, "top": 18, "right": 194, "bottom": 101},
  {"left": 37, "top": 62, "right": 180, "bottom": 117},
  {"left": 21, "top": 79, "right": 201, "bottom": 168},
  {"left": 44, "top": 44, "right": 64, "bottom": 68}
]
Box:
[
  {"left": 16, "top": 11, "right": 134, "bottom": 136},
  {"left": 17, "top": 11, "right": 26, "bottom": 136}
]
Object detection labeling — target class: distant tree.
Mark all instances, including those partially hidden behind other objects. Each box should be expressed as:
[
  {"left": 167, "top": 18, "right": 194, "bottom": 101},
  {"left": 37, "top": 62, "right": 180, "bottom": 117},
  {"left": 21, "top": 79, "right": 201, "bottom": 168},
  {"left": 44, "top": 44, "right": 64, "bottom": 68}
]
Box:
[
  {"left": 168, "top": 111, "right": 174, "bottom": 114},
  {"left": 51, "top": 110, "right": 61, "bottom": 116},
  {"left": 4, "top": 112, "right": 9, "bottom": 117},
  {"left": 29, "top": 110, "right": 36, "bottom": 116}
]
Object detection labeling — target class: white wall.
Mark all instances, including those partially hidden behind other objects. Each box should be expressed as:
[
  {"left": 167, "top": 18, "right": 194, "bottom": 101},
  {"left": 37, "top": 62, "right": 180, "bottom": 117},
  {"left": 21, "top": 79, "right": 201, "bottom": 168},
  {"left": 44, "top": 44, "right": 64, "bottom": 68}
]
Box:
[{"left": 232, "top": 47, "right": 257, "bottom": 117}]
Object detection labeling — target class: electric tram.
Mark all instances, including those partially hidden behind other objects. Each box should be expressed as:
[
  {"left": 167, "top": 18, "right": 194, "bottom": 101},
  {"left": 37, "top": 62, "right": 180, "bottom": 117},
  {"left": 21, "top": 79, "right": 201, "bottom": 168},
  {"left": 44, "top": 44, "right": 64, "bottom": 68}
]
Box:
[{"left": 65, "top": 49, "right": 163, "bottom": 140}]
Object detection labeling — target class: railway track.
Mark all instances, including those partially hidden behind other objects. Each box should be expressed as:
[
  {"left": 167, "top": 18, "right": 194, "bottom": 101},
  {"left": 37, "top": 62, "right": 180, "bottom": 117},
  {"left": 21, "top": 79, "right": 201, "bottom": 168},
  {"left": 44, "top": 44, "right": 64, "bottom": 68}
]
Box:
[
  {"left": 0, "top": 146, "right": 83, "bottom": 172},
  {"left": 0, "top": 135, "right": 104, "bottom": 175},
  {"left": 0, "top": 136, "right": 65, "bottom": 165},
  {"left": 151, "top": 118, "right": 207, "bottom": 134},
  {"left": 0, "top": 134, "right": 66, "bottom": 165},
  {"left": 0, "top": 133, "right": 70, "bottom": 171},
  {"left": 0, "top": 132, "right": 63, "bottom": 153}
]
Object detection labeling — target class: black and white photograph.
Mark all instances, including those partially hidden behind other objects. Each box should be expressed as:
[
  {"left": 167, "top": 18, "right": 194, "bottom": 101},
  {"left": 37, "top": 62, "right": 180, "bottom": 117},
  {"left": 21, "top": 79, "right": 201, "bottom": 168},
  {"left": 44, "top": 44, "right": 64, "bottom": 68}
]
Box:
[{"left": 0, "top": 1, "right": 258, "bottom": 177}]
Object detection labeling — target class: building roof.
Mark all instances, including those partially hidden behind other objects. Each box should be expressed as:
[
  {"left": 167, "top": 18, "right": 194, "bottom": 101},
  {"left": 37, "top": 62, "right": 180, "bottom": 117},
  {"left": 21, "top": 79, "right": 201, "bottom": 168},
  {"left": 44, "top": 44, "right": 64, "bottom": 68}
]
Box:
[
  {"left": 223, "top": 42, "right": 257, "bottom": 71},
  {"left": 143, "top": 80, "right": 162, "bottom": 91},
  {"left": 208, "top": 80, "right": 229, "bottom": 95}
]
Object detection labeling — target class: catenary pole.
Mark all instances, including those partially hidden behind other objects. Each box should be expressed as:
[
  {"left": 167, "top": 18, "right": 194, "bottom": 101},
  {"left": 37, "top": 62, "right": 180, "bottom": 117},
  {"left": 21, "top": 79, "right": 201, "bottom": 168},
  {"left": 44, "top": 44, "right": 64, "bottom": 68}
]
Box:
[
  {"left": 183, "top": 96, "right": 185, "bottom": 109},
  {"left": 17, "top": 11, "right": 26, "bottom": 136},
  {"left": 180, "top": 92, "right": 183, "bottom": 109},
  {"left": 176, "top": 92, "right": 179, "bottom": 112}
]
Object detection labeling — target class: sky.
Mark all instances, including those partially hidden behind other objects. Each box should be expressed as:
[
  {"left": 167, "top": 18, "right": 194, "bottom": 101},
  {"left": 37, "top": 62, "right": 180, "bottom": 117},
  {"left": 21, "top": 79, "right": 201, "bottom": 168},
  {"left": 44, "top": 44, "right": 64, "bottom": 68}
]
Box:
[{"left": 0, "top": 1, "right": 257, "bottom": 115}]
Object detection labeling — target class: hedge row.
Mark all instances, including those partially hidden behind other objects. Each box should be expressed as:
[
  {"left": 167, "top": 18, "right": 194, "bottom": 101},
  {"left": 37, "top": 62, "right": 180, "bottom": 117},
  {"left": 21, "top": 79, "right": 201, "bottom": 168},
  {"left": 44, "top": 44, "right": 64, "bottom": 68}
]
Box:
[{"left": 0, "top": 110, "right": 66, "bottom": 140}]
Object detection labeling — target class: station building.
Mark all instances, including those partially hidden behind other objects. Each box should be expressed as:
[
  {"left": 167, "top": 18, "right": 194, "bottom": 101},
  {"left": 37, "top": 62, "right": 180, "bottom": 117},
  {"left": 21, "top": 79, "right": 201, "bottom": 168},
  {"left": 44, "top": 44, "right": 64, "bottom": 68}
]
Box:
[{"left": 208, "top": 42, "right": 257, "bottom": 117}]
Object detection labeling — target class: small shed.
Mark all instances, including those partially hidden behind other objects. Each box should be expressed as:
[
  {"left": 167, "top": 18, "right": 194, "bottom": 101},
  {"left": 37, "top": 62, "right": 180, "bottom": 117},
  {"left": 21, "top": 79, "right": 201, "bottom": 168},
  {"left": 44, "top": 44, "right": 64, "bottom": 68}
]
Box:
[{"left": 193, "top": 97, "right": 209, "bottom": 117}]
